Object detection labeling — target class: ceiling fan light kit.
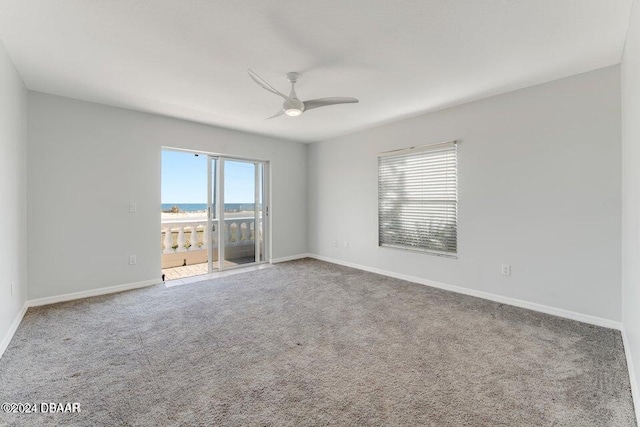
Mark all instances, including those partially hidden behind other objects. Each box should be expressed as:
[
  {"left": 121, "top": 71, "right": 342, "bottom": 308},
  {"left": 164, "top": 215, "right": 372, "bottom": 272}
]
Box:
[{"left": 247, "top": 69, "right": 359, "bottom": 119}]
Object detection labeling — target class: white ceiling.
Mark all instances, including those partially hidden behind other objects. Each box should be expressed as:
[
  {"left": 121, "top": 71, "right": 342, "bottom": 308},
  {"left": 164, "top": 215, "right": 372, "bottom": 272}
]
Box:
[{"left": 0, "top": 1, "right": 633, "bottom": 142}]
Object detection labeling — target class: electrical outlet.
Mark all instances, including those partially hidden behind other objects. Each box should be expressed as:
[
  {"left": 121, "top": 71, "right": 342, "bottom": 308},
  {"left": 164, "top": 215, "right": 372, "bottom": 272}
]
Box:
[
  {"left": 333, "top": 240, "right": 338, "bottom": 247},
  {"left": 343, "top": 241, "right": 349, "bottom": 248},
  {"left": 129, "top": 255, "right": 137, "bottom": 265},
  {"left": 129, "top": 203, "right": 137, "bottom": 213},
  {"left": 501, "top": 264, "right": 511, "bottom": 276}
]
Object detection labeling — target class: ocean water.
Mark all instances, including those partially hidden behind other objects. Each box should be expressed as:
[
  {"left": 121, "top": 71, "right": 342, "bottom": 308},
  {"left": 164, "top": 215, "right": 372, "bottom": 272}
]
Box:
[{"left": 162, "top": 203, "right": 257, "bottom": 213}]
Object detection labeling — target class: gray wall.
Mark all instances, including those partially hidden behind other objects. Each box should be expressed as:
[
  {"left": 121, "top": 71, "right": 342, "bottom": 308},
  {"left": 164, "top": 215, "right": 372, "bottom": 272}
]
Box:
[
  {"left": 27, "top": 93, "right": 307, "bottom": 299},
  {"left": 0, "top": 41, "right": 27, "bottom": 351},
  {"left": 622, "top": 0, "right": 640, "bottom": 415},
  {"left": 308, "top": 66, "right": 621, "bottom": 322}
]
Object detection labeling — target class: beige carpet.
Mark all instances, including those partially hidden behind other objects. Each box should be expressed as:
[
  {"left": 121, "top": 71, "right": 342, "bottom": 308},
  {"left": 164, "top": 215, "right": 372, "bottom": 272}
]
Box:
[{"left": 0, "top": 259, "right": 636, "bottom": 426}]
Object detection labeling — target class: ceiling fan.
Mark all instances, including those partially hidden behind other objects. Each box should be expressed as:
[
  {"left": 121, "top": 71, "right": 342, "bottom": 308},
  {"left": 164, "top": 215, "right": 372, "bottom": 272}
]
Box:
[{"left": 247, "top": 69, "right": 359, "bottom": 119}]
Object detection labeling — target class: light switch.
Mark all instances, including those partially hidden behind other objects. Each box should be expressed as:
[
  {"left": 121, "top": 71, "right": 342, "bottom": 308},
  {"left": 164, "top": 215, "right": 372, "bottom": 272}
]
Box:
[{"left": 501, "top": 264, "right": 511, "bottom": 276}]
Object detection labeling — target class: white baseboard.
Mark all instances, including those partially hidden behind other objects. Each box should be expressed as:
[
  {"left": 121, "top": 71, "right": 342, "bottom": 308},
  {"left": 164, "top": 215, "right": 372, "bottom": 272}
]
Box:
[
  {"left": 622, "top": 327, "right": 640, "bottom": 423},
  {"left": 0, "top": 302, "right": 28, "bottom": 360},
  {"left": 308, "top": 253, "right": 622, "bottom": 330},
  {"left": 270, "top": 253, "right": 311, "bottom": 264},
  {"left": 28, "top": 278, "right": 159, "bottom": 307}
]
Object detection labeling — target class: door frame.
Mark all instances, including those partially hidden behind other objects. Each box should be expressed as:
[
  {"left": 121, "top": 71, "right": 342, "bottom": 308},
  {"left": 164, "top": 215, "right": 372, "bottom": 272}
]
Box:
[
  {"left": 208, "top": 155, "right": 270, "bottom": 272},
  {"left": 162, "top": 147, "right": 270, "bottom": 274}
]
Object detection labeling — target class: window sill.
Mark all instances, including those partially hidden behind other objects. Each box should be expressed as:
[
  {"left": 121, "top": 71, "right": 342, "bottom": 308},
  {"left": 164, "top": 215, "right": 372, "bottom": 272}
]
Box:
[{"left": 379, "top": 243, "right": 458, "bottom": 259}]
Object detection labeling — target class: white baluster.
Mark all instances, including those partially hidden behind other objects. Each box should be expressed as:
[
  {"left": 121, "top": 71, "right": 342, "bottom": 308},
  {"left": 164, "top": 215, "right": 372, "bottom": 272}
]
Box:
[
  {"left": 183, "top": 225, "right": 191, "bottom": 251},
  {"left": 195, "top": 223, "right": 204, "bottom": 249},
  {"left": 189, "top": 224, "right": 198, "bottom": 250},
  {"left": 170, "top": 228, "right": 179, "bottom": 251},
  {"left": 163, "top": 227, "right": 172, "bottom": 254},
  {"left": 241, "top": 222, "right": 249, "bottom": 242},
  {"left": 231, "top": 221, "right": 238, "bottom": 243},
  {"left": 177, "top": 225, "right": 185, "bottom": 252}
]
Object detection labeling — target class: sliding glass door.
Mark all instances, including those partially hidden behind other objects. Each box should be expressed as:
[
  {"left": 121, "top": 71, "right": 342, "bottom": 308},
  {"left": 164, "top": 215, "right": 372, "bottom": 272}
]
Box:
[{"left": 208, "top": 156, "right": 267, "bottom": 271}]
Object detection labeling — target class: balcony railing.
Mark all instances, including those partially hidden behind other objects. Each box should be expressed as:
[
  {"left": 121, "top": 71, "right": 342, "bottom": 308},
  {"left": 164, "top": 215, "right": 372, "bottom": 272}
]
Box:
[{"left": 161, "top": 217, "right": 261, "bottom": 268}]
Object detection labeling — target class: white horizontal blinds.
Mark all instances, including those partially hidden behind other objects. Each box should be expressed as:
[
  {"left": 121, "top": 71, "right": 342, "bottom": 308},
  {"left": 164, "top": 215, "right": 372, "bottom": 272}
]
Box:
[{"left": 378, "top": 141, "right": 457, "bottom": 254}]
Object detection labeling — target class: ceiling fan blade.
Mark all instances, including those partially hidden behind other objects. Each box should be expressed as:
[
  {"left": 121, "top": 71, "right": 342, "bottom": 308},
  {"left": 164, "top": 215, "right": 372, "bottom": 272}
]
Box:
[
  {"left": 303, "top": 97, "right": 359, "bottom": 111},
  {"left": 266, "top": 109, "right": 285, "bottom": 120},
  {"left": 247, "top": 69, "right": 290, "bottom": 100}
]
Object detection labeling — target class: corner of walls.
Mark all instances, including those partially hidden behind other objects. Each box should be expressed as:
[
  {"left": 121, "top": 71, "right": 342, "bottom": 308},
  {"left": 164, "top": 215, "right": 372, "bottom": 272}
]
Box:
[
  {"left": 301, "top": 141, "right": 311, "bottom": 256},
  {"left": 305, "top": 141, "right": 315, "bottom": 256},
  {"left": 0, "top": 39, "right": 29, "bottom": 359},
  {"left": 621, "top": 0, "right": 640, "bottom": 421}
]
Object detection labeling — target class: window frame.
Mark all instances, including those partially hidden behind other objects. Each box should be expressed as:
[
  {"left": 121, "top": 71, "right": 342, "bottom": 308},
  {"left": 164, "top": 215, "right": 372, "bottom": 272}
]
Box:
[{"left": 377, "top": 140, "right": 458, "bottom": 258}]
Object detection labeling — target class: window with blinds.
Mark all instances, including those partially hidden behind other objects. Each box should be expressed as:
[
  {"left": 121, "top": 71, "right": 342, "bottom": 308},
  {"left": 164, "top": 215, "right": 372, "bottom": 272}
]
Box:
[{"left": 378, "top": 141, "right": 457, "bottom": 256}]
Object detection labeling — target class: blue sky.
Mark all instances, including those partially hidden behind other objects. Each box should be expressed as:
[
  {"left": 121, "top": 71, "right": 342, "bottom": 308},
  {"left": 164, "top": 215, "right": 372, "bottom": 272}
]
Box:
[{"left": 161, "top": 150, "right": 256, "bottom": 203}]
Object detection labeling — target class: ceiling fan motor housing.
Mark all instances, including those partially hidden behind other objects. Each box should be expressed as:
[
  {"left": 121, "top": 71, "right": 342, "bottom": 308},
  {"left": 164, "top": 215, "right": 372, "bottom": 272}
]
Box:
[{"left": 283, "top": 97, "right": 305, "bottom": 116}]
